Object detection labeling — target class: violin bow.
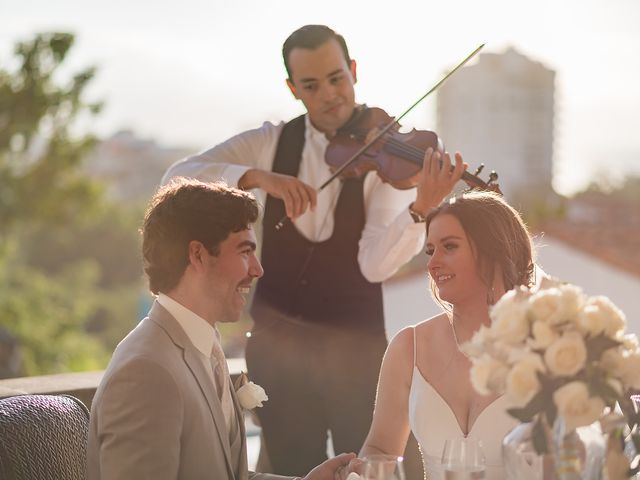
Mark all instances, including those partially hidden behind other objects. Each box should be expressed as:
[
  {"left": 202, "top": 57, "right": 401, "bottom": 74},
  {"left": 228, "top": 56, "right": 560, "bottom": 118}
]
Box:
[{"left": 275, "top": 43, "right": 485, "bottom": 231}]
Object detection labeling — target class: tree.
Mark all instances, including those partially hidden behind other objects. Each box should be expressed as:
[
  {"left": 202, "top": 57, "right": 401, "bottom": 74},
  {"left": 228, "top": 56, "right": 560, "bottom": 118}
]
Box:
[
  {"left": 0, "top": 32, "right": 103, "bottom": 238},
  {"left": 0, "top": 32, "right": 130, "bottom": 377},
  {"left": 0, "top": 262, "right": 110, "bottom": 375}
]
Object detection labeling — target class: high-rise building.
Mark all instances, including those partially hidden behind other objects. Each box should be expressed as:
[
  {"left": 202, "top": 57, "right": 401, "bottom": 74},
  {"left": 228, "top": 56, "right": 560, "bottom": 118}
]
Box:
[{"left": 436, "top": 47, "right": 555, "bottom": 204}]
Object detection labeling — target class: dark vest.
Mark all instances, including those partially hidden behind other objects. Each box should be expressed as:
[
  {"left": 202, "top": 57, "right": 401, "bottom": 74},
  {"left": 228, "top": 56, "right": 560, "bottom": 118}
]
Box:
[{"left": 251, "top": 115, "right": 384, "bottom": 332}]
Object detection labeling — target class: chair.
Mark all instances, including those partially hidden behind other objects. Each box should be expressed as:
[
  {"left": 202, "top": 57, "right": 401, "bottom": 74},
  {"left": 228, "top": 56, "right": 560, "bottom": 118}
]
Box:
[{"left": 0, "top": 394, "right": 89, "bottom": 480}]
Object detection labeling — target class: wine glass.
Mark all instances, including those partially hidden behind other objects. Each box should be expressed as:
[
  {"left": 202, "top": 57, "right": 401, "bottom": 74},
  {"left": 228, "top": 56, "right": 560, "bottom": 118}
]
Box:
[
  {"left": 361, "top": 454, "right": 406, "bottom": 480},
  {"left": 441, "top": 438, "right": 486, "bottom": 479}
]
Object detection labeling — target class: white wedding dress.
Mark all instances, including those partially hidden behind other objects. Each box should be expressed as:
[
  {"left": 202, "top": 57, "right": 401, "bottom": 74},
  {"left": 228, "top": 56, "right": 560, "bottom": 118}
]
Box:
[{"left": 408, "top": 327, "right": 518, "bottom": 479}]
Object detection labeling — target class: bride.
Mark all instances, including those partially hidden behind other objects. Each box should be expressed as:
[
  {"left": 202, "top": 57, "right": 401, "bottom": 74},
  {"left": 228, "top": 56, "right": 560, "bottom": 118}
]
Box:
[{"left": 357, "top": 187, "right": 536, "bottom": 479}]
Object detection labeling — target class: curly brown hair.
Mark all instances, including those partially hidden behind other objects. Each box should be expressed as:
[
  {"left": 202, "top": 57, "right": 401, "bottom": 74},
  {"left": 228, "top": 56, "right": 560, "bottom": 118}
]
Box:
[{"left": 141, "top": 178, "right": 259, "bottom": 295}]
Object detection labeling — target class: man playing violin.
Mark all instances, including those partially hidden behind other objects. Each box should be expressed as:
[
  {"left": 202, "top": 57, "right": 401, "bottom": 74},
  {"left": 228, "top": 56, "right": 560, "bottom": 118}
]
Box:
[{"left": 162, "top": 24, "right": 465, "bottom": 477}]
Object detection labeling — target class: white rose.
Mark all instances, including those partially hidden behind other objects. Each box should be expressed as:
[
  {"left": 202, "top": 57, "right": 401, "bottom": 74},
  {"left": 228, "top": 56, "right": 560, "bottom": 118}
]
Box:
[
  {"left": 553, "top": 381, "right": 606, "bottom": 431},
  {"left": 620, "top": 333, "right": 640, "bottom": 353},
  {"left": 505, "top": 353, "right": 545, "bottom": 407},
  {"left": 621, "top": 352, "right": 640, "bottom": 390},
  {"left": 528, "top": 289, "right": 565, "bottom": 325},
  {"left": 577, "top": 296, "right": 625, "bottom": 338},
  {"left": 559, "top": 284, "right": 585, "bottom": 311},
  {"left": 544, "top": 331, "right": 587, "bottom": 377},
  {"left": 470, "top": 353, "right": 509, "bottom": 395},
  {"left": 602, "top": 344, "right": 640, "bottom": 390},
  {"left": 490, "top": 288, "right": 530, "bottom": 344},
  {"left": 536, "top": 276, "right": 564, "bottom": 291},
  {"left": 462, "top": 324, "right": 493, "bottom": 358},
  {"left": 236, "top": 381, "right": 268, "bottom": 409},
  {"left": 505, "top": 344, "right": 534, "bottom": 364},
  {"left": 479, "top": 339, "right": 522, "bottom": 366},
  {"left": 528, "top": 320, "right": 559, "bottom": 349}
]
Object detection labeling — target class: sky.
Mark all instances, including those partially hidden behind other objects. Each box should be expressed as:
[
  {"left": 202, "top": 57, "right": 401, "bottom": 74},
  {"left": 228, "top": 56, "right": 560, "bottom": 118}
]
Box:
[{"left": 2, "top": 0, "right": 640, "bottom": 195}]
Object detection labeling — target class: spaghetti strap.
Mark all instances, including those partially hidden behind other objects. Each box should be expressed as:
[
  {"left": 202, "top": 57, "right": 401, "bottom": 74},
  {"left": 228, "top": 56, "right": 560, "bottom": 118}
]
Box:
[{"left": 412, "top": 325, "right": 417, "bottom": 367}]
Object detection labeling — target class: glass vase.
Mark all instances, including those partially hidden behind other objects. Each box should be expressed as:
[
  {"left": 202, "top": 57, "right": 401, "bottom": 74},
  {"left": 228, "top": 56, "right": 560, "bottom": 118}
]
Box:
[{"left": 502, "top": 417, "right": 606, "bottom": 480}]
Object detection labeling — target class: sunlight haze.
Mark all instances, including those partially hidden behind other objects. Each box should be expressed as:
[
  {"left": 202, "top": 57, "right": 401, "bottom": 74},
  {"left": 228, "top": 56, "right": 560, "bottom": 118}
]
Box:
[{"left": 3, "top": 0, "right": 639, "bottom": 195}]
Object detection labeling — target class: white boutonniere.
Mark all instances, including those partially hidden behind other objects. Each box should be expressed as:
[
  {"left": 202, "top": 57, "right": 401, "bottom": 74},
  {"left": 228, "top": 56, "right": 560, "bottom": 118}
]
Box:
[{"left": 234, "top": 371, "right": 268, "bottom": 410}]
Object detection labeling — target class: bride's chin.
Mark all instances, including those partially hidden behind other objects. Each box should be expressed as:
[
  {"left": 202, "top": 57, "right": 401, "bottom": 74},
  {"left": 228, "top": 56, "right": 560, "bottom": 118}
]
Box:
[{"left": 438, "top": 292, "right": 464, "bottom": 306}]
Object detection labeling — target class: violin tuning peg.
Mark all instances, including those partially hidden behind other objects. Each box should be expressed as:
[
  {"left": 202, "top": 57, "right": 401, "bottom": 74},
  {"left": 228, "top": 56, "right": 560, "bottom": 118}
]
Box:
[
  {"left": 474, "top": 164, "right": 485, "bottom": 176},
  {"left": 488, "top": 171, "right": 499, "bottom": 183}
]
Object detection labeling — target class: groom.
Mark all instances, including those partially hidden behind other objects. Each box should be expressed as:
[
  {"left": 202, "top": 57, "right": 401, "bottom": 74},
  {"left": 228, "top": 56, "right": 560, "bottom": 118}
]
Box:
[{"left": 87, "top": 178, "right": 354, "bottom": 479}]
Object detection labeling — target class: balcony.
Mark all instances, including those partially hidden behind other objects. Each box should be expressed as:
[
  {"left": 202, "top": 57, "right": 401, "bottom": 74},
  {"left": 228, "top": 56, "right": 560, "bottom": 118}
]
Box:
[{"left": 0, "top": 359, "right": 264, "bottom": 471}]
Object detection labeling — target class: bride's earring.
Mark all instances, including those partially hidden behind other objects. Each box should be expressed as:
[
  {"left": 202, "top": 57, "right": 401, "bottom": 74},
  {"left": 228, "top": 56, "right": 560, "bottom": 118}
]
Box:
[
  {"left": 486, "top": 286, "right": 495, "bottom": 305},
  {"left": 487, "top": 266, "right": 505, "bottom": 305}
]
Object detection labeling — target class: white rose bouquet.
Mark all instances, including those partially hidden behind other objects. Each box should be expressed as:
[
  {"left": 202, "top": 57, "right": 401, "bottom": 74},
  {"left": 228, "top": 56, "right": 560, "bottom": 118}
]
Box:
[{"left": 463, "top": 277, "right": 640, "bottom": 476}]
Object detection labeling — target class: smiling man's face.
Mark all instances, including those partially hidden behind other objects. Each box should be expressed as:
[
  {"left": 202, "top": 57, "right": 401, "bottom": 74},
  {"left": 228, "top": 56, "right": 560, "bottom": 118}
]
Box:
[{"left": 201, "top": 227, "right": 263, "bottom": 324}]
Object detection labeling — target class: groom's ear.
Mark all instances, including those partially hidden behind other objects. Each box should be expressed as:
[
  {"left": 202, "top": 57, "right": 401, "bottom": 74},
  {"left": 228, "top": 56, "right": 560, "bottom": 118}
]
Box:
[{"left": 188, "top": 241, "right": 213, "bottom": 270}]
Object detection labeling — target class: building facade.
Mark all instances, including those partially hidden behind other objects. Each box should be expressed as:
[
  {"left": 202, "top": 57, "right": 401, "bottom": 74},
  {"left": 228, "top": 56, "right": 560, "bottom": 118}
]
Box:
[{"left": 436, "top": 47, "right": 555, "bottom": 205}]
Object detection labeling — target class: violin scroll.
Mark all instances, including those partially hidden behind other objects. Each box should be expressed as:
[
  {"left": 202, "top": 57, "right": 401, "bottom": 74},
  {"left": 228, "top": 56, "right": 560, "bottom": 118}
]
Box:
[{"left": 462, "top": 163, "right": 501, "bottom": 194}]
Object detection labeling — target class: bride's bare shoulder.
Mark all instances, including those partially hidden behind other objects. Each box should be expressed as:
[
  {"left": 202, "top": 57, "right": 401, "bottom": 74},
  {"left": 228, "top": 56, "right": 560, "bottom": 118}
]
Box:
[
  {"left": 415, "top": 313, "right": 449, "bottom": 342},
  {"left": 387, "top": 313, "right": 449, "bottom": 358},
  {"left": 387, "top": 326, "right": 415, "bottom": 354}
]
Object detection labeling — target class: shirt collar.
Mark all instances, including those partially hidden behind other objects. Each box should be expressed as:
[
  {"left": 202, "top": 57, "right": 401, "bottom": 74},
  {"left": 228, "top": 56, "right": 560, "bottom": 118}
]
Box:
[
  {"left": 304, "top": 114, "right": 330, "bottom": 144},
  {"left": 156, "top": 293, "right": 218, "bottom": 358}
]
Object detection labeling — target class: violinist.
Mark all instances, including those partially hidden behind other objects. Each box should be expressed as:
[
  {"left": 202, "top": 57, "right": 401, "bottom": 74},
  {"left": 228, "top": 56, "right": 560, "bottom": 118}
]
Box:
[{"left": 162, "top": 24, "right": 465, "bottom": 477}]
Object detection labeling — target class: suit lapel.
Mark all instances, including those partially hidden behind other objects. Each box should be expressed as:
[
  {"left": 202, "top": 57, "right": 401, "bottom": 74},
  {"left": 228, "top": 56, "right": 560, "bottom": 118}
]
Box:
[
  {"left": 183, "top": 348, "right": 236, "bottom": 476},
  {"left": 149, "top": 301, "right": 236, "bottom": 479},
  {"left": 230, "top": 387, "right": 248, "bottom": 480}
]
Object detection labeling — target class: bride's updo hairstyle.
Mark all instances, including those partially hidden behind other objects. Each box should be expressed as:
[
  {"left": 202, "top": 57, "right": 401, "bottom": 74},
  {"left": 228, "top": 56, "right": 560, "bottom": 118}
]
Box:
[{"left": 425, "top": 190, "right": 535, "bottom": 305}]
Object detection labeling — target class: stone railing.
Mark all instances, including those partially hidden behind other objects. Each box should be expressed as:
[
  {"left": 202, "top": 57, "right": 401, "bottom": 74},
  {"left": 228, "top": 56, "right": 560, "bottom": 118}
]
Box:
[{"left": 0, "top": 358, "right": 247, "bottom": 409}]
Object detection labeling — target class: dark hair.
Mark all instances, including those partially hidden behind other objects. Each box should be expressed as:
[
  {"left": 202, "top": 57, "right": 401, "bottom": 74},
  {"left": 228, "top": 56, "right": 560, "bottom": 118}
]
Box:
[
  {"left": 141, "top": 178, "right": 259, "bottom": 295},
  {"left": 426, "top": 191, "right": 534, "bottom": 305},
  {"left": 282, "top": 24, "right": 351, "bottom": 79}
]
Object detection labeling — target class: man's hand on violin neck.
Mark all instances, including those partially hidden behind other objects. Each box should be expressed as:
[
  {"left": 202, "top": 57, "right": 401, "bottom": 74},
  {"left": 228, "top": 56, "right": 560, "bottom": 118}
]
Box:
[
  {"left": 239, "top": 169, "right": 317, "bottom": 219},
  {"left": 411, "top": 148, "right": 467, "bottom": 216}
]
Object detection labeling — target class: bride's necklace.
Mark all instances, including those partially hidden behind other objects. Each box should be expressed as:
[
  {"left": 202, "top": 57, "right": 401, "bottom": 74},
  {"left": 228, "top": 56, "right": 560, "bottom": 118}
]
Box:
[{"left": 449, "top": 316, "right": 471, "bottom": 359}]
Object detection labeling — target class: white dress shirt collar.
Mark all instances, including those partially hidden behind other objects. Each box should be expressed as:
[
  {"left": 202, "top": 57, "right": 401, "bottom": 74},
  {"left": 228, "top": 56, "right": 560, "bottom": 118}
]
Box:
[
  {"left": 304, "top": 114, "right": 330, "bottom": 144},
  {"left": 156, "top": 293, "right": 217, "bottom": 358}
]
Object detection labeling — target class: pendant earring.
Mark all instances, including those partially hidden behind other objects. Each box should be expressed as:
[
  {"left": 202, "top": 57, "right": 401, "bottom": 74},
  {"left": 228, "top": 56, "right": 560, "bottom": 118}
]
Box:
[{"left": 486, "top": 286, "right": 496, "bottom": 305}]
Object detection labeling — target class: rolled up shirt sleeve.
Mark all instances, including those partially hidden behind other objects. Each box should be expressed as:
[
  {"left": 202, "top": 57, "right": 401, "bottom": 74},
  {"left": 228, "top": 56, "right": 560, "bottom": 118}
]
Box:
[
  {"left": 161, "top": 121, "right": 283, "bottom": 188},
  {"left": 358, "top": 174, "right": 426, "bottom": 283}
]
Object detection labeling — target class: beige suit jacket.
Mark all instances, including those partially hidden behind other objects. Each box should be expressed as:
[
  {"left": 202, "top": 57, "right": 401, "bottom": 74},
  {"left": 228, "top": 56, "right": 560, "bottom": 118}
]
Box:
[{"left": 87, "top": 301, "right": 292, "bottom": 480}]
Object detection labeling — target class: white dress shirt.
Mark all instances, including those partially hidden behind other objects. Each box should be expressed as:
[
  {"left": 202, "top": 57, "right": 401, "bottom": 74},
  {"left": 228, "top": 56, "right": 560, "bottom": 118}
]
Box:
[
  {"left": 162, "top": 114, "right": 426, "bottom": 283},
  {"left": 156, "top": 293, "right": 234, "bottom": 433}
]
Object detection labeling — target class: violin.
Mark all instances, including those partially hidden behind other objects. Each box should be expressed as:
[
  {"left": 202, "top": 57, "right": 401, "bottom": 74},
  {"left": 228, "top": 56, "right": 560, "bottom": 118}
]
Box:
[{"left": 325, "top": 105, "right": 499, "bottom": 191}]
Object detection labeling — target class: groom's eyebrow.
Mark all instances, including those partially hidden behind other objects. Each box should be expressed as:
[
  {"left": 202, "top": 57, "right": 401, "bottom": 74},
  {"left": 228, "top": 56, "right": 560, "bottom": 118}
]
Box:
[{"left": 236, "top": 240, "right": 257, "bottom": 251}]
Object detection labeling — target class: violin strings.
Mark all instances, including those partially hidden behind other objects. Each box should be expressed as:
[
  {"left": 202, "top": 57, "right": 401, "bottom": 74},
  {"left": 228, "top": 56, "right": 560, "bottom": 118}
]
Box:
[
  {"left": 385, "top": 137, "right": 476, "bottom": 182},
  {"left": 352, "top": 130, "right": 446, "bottom": 167},
  {"left": 351, "top": 130, "right": 476, "bottom": 184},
  {"left": 383, "top": 138, "right": 424, "bottom": 164}
]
